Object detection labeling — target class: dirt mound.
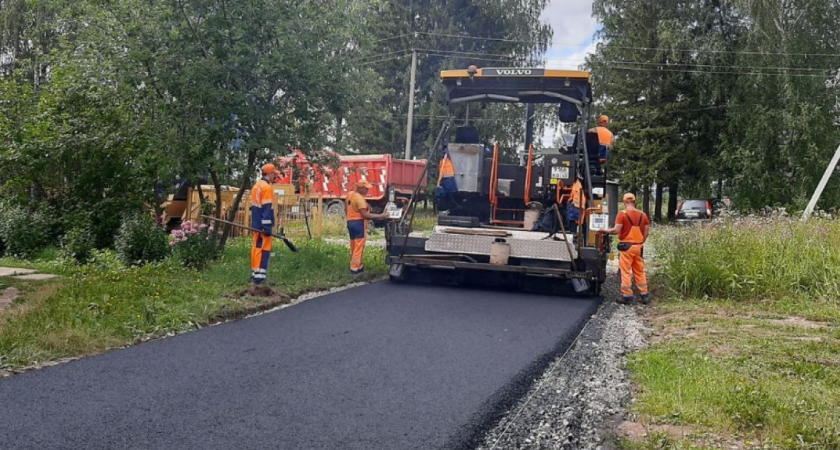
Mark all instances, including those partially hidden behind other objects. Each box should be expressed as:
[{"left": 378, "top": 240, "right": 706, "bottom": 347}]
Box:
[{"left": 239, "top": 285, "right": 278, "bottom": 298}]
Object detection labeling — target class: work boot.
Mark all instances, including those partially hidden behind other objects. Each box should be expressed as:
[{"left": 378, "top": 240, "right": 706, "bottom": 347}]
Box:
[
  {"left": 616, "top": 296, "right": 633, "bottom": 305},
  {"left": 349, "top": 266, "right": 365, "bottom": 276},
  {"left": 639, "top": 294, "right": 651, "bottom": 305}
]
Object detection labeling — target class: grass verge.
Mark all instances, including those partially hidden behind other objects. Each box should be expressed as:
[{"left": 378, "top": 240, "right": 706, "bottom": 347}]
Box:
[
  {"left": 622, "top": 218, "right": 840, "bottom": 450},
  {"left": 0, "top": 238, "right": 386, "bottom": 371}
]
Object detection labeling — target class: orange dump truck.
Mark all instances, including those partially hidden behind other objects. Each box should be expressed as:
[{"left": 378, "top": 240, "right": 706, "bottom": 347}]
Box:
[{"left": 276, "top": 150, "right": 427, "bottom": 215}]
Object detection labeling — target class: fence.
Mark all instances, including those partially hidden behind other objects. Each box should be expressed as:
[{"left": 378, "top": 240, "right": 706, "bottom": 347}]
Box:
[{"left": 169, "top": 184, "right": 324, "bottom": 240}]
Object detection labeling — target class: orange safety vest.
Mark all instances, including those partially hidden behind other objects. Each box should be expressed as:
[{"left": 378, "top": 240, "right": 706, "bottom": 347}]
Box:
[
  {"left": 619, "top": 210, "right": 647, "bottom": 244},
  {"left": 593, "top": 126, "right": 614, "bottom": 146},
  {"left": 437, "top": 155, "right": 455, "bottom": 184},
  {"left": 570, "top": 179, "right": 587, "bottom": 210},
  {"left": 250, "top": 179, "right": 275, "bottom": 231},
  {"left": 346, "top": 191, "right": 368, "bottom": 221}
]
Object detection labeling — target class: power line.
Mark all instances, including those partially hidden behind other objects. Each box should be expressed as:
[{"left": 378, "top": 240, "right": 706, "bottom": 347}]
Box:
[
  {"left": 415, "top": 31, "right": 550, "bottom": 47},
  {"left": 604, "top": 44, "right": 840, "bottom": 59},
  {"left": 602, "top": 64, "right": 838, "bottom": 78},
  {"left": 373, "top": 34, "right": 410, "bottom": 43},
  {"left": 415, "top": 48, "right": 521, "bottom": 60},
  {"left": 417, "top": 51, "right": 520, "bottom": 65},
  {"left": 358, "top": 54, "right": 412, "bottom": 66},
  {"left": 414, "top": 31, "right": 840, "bottom": 59},
  {"left": 353, "top": 48, "right": 410, "bottom": 62},
  {"left": 546, "top": 57, "right": 838, "bottom": 74}
]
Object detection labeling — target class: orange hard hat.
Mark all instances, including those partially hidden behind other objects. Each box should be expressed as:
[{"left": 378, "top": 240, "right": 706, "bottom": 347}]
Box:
[
  {"left": 623, "top": 193, "right": 636, "bottom": 202},
  {"left": 355, "top": 180, "right": 373, "bottom": 189},
  {"left": 598, "top": 115, "right": 610, "bottom": 126},
  {"left": 261, "top": 163, "right": 281, "bottom": 177}
]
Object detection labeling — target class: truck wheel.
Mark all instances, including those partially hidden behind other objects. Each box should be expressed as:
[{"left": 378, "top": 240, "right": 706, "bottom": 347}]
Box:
[{"left": 326, "top": 200, "right": 345, "bottom": 216}]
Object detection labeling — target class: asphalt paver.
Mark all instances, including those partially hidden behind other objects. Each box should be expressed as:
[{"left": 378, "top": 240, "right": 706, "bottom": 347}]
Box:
[{"left": 0, "top": 282, "right": 600, "bottom": 450}]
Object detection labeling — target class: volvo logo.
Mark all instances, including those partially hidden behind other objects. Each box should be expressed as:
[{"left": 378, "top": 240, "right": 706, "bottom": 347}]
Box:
[{"left": 487, "top": 68, "right": 544, "bottom": 76}]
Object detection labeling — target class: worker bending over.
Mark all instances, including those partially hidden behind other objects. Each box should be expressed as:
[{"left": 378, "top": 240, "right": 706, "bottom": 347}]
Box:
[
  {"left": 588, "top": 115, "right": 614, "bottom": 173},
  {"left": 346, "top": 180, "right": 389, "bottom": 274},
  {"left": 250, "top": 164, "right": 280, "bottom": 285},
  {"left": 599, "top": 193, "right": 650, "bottom": 305}
]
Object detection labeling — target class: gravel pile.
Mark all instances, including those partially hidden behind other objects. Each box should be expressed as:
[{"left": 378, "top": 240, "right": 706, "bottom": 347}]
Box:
[{"left": 476, "top": 275, "right": 648, "bottom": 450}]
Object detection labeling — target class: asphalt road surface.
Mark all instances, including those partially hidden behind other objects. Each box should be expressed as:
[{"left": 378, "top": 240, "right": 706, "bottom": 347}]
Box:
[{"left": 0, "top": 282, "right": 601, "bottom": 450}]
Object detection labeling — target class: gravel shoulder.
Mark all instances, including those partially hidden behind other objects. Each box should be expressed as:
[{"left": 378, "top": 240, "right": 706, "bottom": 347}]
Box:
[{"left": 476, "top": 269, "right": 648, "bottom": 450}]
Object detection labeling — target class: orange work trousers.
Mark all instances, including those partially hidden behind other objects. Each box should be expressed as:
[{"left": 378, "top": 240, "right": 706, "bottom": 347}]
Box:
[
  {"left": 251, "top": 232, "right": 273, "bottom": 284},
  {"left": 347, "top": 220, "right": 366, "bottom": 273},
  {"left": 619, "top": 244, "right": 648, "bottom": 297}
]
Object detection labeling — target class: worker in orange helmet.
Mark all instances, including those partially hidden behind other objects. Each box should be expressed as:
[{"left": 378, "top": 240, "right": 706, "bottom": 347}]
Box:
[
  {"left": 599, "top": 193, "right": 651, "bottom": 305},
  {"left": 346, "top": 180, "right": 389, "bottom": 274},
  {"left": 249, "top": 163, "right": 281, "bottom": 285},
  {"left": 588, "top": 115, "right": 614, "bottom": 171}
]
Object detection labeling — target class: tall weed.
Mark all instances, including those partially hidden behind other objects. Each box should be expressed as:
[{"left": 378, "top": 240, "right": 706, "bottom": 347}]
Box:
[{"left": 660, "top": 218, "right": 840, "bottom": 302}]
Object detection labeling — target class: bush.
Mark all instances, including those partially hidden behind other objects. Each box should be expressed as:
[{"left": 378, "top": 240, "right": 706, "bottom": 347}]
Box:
[
  {"left": 63, "top": 226, "right": 96, "bottom": 264},
  {"left": 170, "top": 220, "right": 219, "bottom": 270},
  {"left": 0, "top": 205, "right": 56, "bottom": 258},
  {"left": 115, "top": 214, "right": 170, "bottom": 266}
]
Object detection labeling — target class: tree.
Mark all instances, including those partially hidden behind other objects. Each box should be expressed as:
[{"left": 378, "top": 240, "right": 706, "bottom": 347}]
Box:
[
  {"left": 91, "top": 0, "right": 383, "bottom": 249},
  {"left": 345, "top": 0, "right": 554, "bottom": 161},
  {"left": 589, "top": 0, "right": 840, "bottom": 214}
]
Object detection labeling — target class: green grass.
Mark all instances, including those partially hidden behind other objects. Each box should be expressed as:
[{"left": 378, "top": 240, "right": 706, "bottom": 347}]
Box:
[
  {"left": 624, "top": 220, "right": 840, "bottom": 449},
  {"left": 319, "top": 209, "right": 439, "bottom": 240},
  {"left": 0, "top": 239, "right": 386, "bottom": 370},
  {"left": 656, "top": 218, "right": 840, "bottom": 305}
]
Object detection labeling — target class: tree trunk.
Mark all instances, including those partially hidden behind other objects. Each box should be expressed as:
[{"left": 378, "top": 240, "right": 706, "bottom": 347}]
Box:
[
  {"left": 210, "top": 169, "right": 223, "bottom": 220},
  {"left": 219, "top": 149, "right": 257, "bottom": 251},
  {"left": 717, "top": 176, "right": 724, "bottom": 199},
  {"left": 667, "top": 181, "right": 679, "bottom": 222},
  {"left": 642, "top": 184, "right": 651, "bottom": 216},
  {"left": 654, "top": 182, "right": 664, "bottom": 222}
]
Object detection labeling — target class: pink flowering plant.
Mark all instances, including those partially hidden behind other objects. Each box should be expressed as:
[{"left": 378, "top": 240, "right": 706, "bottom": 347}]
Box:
[{"left": 169, "top": 220, "right": 219, "bottom": 270}]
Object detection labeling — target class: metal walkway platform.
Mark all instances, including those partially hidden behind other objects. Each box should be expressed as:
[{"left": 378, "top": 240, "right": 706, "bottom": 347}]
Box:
[{"left": 425, "top": 230, "right": 576, "bottom": 262}]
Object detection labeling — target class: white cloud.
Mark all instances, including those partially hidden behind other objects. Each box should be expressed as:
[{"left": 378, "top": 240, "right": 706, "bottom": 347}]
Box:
[
  {"left": 546, "top": 41, "right": 597, "bottom": 69},
  {"left": 539, "top": 0, "right": 599, "bottom": 145},
  {"left": 540, "top": 0, "right": 598, "bottom": 70},
  {"left": 540, "top": 0, "right": 597, "bottom": 48}
]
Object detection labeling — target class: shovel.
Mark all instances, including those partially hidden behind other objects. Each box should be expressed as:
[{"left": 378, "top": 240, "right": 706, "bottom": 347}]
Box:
[
  {"left": 201, "top": 215, "right": 299, "bottom": 253},
  {"left": 552, "top": 205, "right": 591, "bottom": 293}
]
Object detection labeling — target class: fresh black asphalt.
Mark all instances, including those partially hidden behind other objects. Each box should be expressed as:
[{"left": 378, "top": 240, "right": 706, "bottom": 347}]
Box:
[{"left": 0, "top": 282, "right": 600, "bottom": 450}]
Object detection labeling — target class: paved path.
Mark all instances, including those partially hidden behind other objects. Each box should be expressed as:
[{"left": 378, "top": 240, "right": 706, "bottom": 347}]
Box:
[{"left": 0, "top": 282, "right": 600, "bottom": 450}]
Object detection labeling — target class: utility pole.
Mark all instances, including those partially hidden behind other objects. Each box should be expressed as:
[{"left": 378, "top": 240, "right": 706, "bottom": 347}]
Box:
[
  {"left": 803, "top": 142, "right": 840, "bottom": 220},
  {"left": 404, "top": 49, "right": 417, "bottom": 159}
]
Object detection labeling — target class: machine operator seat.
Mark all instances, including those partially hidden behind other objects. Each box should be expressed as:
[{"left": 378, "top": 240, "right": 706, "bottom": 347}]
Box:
[{"left": 571, "top": 131, "right": 605, "bottom": 176}]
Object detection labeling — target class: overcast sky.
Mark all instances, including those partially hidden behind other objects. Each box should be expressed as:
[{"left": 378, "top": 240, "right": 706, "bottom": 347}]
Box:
[
  {"left": 540, "top": 0, "right": 598, "bottom": 69},
  {"left": 539, "top": 0, "right": 599, "bottom": 145}
]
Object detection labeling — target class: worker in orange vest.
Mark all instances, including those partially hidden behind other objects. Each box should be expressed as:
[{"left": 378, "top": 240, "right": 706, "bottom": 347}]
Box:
[
  {"left": 566, "top": 174, "right": 587, "bottom": 234},
  {"left": 250, "top": 163, "right": 281, "bottom": 285},
  {"left": 599, "top": 193, "right": 651, "bottom": 305},
  {"left": 346, "top": 180, "right": 389, "bottom": 274},
  {"left": 435, "top": 146, "right": 458, "bottom": 211},
  {"left": 589, "top": 115, "right": 614, "bottom": 172}
]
